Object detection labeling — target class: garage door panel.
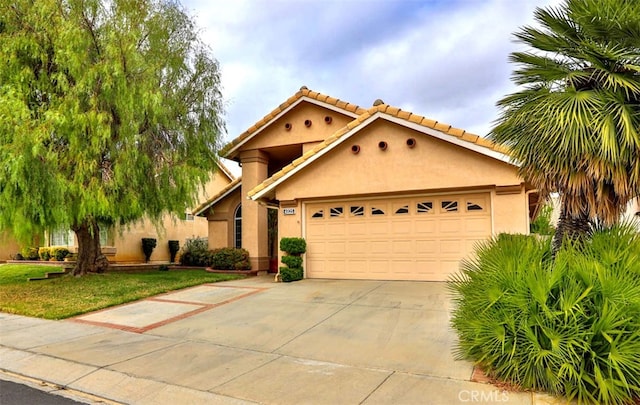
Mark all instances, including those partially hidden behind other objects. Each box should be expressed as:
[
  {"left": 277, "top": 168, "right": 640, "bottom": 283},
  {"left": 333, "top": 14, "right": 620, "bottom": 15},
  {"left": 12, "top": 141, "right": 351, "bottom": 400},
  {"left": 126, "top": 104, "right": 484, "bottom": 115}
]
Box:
[
  {"left": 414, "top": 219, "right": 437, "bottom": 234},
  {"left": 348, "top": 241, "right": 368, "bottom": 255},
  {"left": 327, "top": 223, "right": 346, "bottom": 235},
  {"left": 391, "top": 220, "right": 412, "bottom": 234},
  {"left": 305, "top": 193, "right": 491, "bottom": 281},
  {"left": 347, "top": 222, "right": 368, "bottom": 236},
  {"left": 370, "top": 240, "right": 388, "bottom": 252},
  {"left": 392, "top": 240, "right": 412, "bottom": 254},
  {"left": 327, "top": 242, "right": 346, "bottom": 254},
  {"left": 440, "top": 239, "right": 462, "bottom": 254},
  {"left": 415, "top": 239, "right": 437, "bottom": 254},
  {"left": 369, "top": 260, "right": 389, "bottom": 274},
  {"left": 465, "top": 217, "right": 491, "bottom": 234},
  {"left": 439, "top": 218, "right": 462, "bottom": 233}
]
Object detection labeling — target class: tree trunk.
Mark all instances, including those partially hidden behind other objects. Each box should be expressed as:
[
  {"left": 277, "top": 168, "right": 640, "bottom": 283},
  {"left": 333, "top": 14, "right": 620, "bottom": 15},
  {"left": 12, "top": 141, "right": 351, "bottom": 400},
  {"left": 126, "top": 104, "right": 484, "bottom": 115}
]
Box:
[
  {"left": 72, "top": 219, "right": 109, "bottom": 276},
  {"left": 552, "top": 203, "right": 592, "bottom": 255}
]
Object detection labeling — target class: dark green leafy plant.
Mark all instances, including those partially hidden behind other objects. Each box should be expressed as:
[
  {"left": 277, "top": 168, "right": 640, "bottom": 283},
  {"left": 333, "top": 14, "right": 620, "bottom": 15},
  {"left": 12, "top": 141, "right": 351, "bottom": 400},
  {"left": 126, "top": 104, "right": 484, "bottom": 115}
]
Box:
[
  {"left": 20, "top": 247, "right": 39, "bottom": 261},
  {"left": 279, "top": 237, "right": 306, "bottom": 282},
  {"left": 210, "top": 248, "right": 251, "bottom": 270},
  {"left": 39, "top": 247, "right": 51, "bottom": 261},
  {"left": 280, "top": 267, "right": 303, "bottom": 283},
  {"left": 141, "top": 238, "right": 157, "bottom": 262},
  {"left": 52, "top": 247, "right": 70, "bottom": 261},
  {"left": 449, "top": 226, "right": 640, "bottom": 404},
  {"left": 179, "top": 238, "right": 210, "bottom": 267},
  {"left": 280, "top": 238, "right": 307, "bottom": 256},
  {"left": 168, "top": 240, "right": 180, "bottom": 263},
  {"left": 281, "top": 255, "right": 302, "bottom": 269}
]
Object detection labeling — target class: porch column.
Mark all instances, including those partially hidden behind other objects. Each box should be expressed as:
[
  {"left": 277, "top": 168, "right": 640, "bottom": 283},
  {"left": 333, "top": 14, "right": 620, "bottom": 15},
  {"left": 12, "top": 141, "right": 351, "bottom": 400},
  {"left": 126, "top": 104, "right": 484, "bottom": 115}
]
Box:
[{"left": 240, "top": 150, "right": 270, "bottom": 271}]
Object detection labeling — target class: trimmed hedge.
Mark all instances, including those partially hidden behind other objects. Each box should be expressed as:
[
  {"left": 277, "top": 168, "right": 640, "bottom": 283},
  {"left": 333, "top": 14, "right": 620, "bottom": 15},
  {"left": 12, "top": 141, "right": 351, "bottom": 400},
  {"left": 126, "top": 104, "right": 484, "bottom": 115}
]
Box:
[
  {"left": 141, "top": 238, "right": 157, "bottom": 262},
  {"left": 21, "top": 247, "right": 39, "bottom": 260},
  {"left": 51, "top": 247, "right": 70, "bottom": 261},
  {"left": 39, "top": 247, "right": 51, "bottom": 261},
  {"left": 280, "top": 237, "right": 306, "bottom": 256},
  {"left": 280, "top": 237, "right": 306, "bottom": 282},
  {"left": 280, "top": 267, "right": 303, "bottom": 283},
  {"left": 210, "top": 248, "right": 251, "bottom": 270},
  {"left": 281, "top": 255, "right": 303, "bottom": 269},
  {"left": 168, "top": 240, "right": 180, "bottom": 263}
]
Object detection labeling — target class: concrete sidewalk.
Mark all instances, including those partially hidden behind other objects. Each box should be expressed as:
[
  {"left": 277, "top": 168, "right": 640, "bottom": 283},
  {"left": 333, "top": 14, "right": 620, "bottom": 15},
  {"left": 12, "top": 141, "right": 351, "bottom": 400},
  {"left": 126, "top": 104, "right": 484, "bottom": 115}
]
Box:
[{"left": 0, "top": 276, "right": 564, "bottom": 404}]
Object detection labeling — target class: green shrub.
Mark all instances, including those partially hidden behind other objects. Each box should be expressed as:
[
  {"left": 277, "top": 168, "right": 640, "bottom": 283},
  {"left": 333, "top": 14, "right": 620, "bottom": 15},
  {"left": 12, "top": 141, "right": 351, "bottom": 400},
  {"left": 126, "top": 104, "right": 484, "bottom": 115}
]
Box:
[
  {"left": 281, "top": 255, "right": 302, "bottom": 269},
  {"left": 280, "top": 237, "right": 306, "bottom": 256},
  {"left": 158, "top": 264, "right": 169, "bottom": 271},
  {"left": 280, "top": 266, "right": 303, "bottom": 282},
  {"left": 51, "top": 247, "right": 70, "bottom": 261},
  {"left": 449, "top": 226, "right": 640, "bottom": 405},
  {"left": 530, "top": 204, "right": 555, "bottom": 235},
  {"left": 179, "top": 238, "right": 211, "bottom": 267},
  {"left": 21, "top": 247, "right": 39, "bottom": 261},
  {"left": 39, "top": 247, "right": 51, "bottom": 261},
  {"left": 51, "top": 246, "right": 69, "bottom": 262},
  {"left": 141, "top": 238, "right": 157, "bottom": 262},
  {"left": 210, "top": 248, "right": 251, "bottom": 270},
  {"left": 168, "top": 240, "right": 180, "bottom": 263}
]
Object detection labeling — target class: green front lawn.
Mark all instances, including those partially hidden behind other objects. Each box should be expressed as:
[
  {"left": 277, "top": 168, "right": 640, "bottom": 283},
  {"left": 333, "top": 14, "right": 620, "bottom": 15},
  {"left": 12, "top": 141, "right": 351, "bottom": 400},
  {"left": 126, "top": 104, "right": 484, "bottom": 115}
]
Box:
[{"left": 0, "top": 264, "right": 244, "bottom": 319}]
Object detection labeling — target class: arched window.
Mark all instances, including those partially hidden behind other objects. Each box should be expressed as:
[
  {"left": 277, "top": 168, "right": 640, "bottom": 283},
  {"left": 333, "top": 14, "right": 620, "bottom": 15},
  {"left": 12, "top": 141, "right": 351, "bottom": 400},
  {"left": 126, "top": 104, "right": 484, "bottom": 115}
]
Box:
[{"left": 234, "top": 204, "right": 242, "bottom": 249}]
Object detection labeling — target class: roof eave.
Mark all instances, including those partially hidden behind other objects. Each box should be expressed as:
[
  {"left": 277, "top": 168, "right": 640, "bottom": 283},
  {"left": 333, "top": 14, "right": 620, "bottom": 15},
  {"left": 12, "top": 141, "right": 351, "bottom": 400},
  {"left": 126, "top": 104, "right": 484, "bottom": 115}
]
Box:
[
  {"left": 221, "top": 96, "right": 362, "bottom": 160},
  {"left": 193, "top": 179, "right": 242, "bottom": 216}
]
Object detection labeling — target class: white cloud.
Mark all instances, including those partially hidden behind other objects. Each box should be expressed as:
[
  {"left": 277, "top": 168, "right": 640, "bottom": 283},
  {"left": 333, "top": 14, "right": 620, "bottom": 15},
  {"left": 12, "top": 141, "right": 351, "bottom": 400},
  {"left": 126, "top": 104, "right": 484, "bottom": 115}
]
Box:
[{"left": 183, "top": 0, "right": 562, "bottom": 140}]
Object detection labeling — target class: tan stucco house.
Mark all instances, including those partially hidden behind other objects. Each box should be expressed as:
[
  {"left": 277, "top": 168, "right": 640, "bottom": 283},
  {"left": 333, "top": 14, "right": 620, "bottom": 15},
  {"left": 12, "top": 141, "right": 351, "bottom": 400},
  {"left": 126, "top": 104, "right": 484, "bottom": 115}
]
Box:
[
  {"left": 194, "top": 87, "right": 537, "bottom": 280},
  {"left": 195, "top": 87, "right": 539, "bottom": 281}
]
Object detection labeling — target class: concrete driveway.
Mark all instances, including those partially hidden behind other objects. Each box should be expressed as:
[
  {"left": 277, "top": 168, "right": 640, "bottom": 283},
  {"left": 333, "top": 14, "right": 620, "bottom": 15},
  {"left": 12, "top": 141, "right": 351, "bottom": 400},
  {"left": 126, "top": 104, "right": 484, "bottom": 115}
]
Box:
[{"left": 0, "top": 276, "right": 552, "bottom": 404}]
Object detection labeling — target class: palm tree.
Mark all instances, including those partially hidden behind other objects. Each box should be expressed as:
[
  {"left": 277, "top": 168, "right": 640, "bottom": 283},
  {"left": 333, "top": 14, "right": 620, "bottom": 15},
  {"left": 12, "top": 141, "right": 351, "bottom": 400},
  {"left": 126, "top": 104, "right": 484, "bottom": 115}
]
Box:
[{"left": 491, "top": 0, "right": 640, "bottom": 252}]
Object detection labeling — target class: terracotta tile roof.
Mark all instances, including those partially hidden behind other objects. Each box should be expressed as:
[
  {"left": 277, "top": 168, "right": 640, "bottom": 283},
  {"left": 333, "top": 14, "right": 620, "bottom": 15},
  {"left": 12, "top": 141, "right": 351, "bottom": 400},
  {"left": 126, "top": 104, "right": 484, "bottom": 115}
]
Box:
[
  {"left": 247, "top": 102, "right": 510, "bottom": 200},
  {"left": 193, "top": 177, "right": 242, "bottom": 216},
  {"left": 219, "top": 87, "right": 367, "bottom": 159}
]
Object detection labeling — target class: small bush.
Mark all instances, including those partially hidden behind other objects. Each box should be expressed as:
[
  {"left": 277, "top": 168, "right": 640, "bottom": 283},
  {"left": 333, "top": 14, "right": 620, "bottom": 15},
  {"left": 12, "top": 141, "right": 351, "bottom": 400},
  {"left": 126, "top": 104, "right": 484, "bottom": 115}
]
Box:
[
  {"left": 168, "top": 240, "right": 180, "bottom": 263},
  {"left": 13, "top": 253, "right": 24, "bottom": 260},
  {"left": 449, "top": 226, "right": 640, "bottom": 405},
  {"left": 179, "top": 238, "right": 211, "bottom": 267},
  {"left": 280, "top": 237, "right": 306, "bottom": 256},
  {"left": 158, "top": 264, "right": 169, "bottom": 271},
  {"left": 210, "top": 248, "right": 251, "bottom": 270},
  {"left": 280, "top": 266, "right": 303, "bottom": 282},
  {"left": 51, "top": 247, "right": 70, "bottom": 261},
  {"left": 21, "top": 247, "right": 39, "bottom": 261},
  {"left": 530, "top": 204, "right": 555, "bottom": 235},
  {"left": 39, "top": 247, "right": 51, "bottom": 261},
  {"left": 141, "top": 238, "right": 157, "bottom": 262},
  {"left": 281, "top": 255, "right": 302, "bottom": 269}
]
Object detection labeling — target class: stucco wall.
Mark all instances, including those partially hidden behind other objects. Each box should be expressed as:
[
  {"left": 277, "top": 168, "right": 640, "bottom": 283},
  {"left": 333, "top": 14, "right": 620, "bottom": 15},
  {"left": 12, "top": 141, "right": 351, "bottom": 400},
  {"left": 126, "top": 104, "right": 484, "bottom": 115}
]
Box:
[
  {"left": 275, "top": 120, "right": 523, "bottom": 201},
  {"left": 206, "top": 188, "right": 242, "bottom": 249},
  {"left": 241, "top": 102, "right": 355, "bottom": 152},
  {"left": 0, "top": 231, "right": 22, "bottom": 261},
  {"left": 113, "top": 215, "right": 209, "bottom": 262},
  {"left": 492, "top": 189, "right": 529, "bottom": 234}
]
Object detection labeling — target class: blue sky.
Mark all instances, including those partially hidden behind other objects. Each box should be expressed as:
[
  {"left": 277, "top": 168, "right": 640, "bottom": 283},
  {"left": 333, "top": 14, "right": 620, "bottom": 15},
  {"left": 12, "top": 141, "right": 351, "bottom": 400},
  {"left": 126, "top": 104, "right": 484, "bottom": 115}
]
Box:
[{"left": 182, "top": 0, "right": 560, "bottom": 143}]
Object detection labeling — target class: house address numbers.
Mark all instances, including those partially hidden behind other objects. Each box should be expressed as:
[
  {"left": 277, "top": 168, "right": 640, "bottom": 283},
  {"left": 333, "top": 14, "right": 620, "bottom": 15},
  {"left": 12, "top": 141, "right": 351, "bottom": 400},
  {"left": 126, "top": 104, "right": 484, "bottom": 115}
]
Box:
[{"left": 283, "top": 208, "right": 296, "bottom": 215}]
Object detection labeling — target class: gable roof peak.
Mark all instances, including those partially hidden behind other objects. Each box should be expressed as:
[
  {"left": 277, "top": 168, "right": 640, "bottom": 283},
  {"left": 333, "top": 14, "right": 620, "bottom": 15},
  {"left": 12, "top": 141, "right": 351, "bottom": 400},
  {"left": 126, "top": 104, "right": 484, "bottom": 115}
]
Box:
[{"left": 220, "top": 87, "right": 366, "bottom": 159}]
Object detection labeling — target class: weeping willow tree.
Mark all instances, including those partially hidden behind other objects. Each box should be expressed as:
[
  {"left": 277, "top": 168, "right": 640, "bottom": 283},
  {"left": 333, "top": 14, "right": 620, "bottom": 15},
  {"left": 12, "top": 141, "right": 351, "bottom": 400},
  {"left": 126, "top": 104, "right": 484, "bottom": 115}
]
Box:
[
  {"left": 0, "top": 0, "right": 224, "bottom": 275},
  {"left": 491, "top": 0, "right": 640, "bottom": 251}
]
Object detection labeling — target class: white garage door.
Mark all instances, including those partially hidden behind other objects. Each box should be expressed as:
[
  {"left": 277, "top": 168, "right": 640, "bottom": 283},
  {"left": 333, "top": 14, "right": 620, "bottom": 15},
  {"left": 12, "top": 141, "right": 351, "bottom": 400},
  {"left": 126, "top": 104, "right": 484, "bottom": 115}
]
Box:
[{"left": 304, "top": 193, "right": 491, "bottom": 281}]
